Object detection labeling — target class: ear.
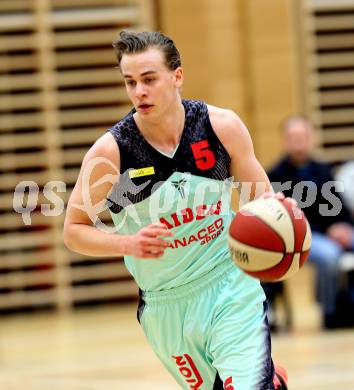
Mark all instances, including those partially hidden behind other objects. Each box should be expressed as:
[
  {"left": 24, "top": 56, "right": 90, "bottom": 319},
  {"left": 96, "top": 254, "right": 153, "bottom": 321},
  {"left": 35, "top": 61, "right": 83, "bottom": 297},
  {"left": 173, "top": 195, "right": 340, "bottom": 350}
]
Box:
[{"left": 174, "top": 67, "right": 184, "bottom": 88}]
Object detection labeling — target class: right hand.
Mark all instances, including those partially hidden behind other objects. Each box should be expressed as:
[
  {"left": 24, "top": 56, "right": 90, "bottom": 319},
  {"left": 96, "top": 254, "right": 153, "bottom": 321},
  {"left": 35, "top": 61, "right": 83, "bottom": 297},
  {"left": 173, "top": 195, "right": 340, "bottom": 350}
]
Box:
[
  {"left": 125, "top": 223, "right": 173, "bottom": 259},
  {"left": 261, "top": 191, "right": 298, "bottom": 208}
]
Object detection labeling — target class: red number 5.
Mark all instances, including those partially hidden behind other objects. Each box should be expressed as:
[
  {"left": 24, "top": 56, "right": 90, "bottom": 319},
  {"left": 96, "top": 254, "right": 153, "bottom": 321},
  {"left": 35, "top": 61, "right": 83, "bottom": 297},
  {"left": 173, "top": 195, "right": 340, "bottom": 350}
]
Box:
[{"left": 191, "top": 140, "right": 216, "bottom": 170}]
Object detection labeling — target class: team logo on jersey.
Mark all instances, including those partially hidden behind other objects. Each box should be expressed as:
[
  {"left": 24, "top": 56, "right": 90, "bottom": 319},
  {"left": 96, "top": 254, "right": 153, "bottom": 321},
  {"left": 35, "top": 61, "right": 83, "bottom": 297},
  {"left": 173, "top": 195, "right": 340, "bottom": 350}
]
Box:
[{"left": 171, "top": 177, "right": 187, "bottom": 198}]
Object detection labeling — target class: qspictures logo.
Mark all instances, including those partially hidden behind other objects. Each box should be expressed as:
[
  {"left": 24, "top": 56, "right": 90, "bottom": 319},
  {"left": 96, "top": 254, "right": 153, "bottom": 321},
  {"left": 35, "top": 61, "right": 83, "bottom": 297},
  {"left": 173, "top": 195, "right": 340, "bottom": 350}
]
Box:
[
  {"left": 172, "top": 354, "right": 204, "bottom": 390},
  {"left": 11, "top": 156, "right": 348, "bottom": 230}
]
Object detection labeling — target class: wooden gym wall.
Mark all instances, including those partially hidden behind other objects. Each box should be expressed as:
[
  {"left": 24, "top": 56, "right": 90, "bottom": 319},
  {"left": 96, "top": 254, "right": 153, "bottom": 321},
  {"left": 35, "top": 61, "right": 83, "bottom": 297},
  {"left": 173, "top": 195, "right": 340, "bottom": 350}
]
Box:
[
  {"left": 297, "top": 0, "right": 354, "bottom": 166},
  {"left": 0, "top": 0, "right": 155, "bottom": 312},
  {"left": 159, "top": 0, "right": 300, "bottom": 169},
  {"left": 1, "top": 0, "right": 353, "bottom": 313},
  {"left": 159, "top": 0, "right": 354, "bottom": 168}
]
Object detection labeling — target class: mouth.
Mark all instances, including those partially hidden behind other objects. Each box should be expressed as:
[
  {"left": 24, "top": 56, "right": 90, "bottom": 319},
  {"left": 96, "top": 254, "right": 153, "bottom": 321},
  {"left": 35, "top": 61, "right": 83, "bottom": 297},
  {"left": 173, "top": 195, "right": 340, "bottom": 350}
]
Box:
[{"left": 138, "top": 104, "right": 153, "bottom": 111}]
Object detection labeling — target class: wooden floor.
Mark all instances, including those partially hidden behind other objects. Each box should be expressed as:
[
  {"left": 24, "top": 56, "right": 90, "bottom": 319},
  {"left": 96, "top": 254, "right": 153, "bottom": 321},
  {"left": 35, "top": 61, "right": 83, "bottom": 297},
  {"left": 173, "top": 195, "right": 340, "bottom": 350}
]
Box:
[
  {"left": 0, "top": 300, "right": 353, "bottom": 390},
  {"left": 0, "top": 267, "right": 353, "bottom": 390}
]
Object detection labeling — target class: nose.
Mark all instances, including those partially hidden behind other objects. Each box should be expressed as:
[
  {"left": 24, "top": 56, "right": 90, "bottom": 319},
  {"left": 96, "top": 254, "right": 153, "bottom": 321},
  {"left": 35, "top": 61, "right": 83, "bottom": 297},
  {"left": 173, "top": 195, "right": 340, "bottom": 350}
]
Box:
[{"left": 135, "top": 82, "right": 147, "bottom": 99}]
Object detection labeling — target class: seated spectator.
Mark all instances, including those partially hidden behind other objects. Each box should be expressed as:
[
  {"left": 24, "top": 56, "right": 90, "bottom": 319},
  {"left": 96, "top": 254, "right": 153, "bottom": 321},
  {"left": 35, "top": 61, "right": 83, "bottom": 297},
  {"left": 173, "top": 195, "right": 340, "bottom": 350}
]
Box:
[
  {"left": 265, "top": 116, "right": 354, "bottom": 329},
  {"left": 335, "top": 160, "right": 354, "bottom": 217}
]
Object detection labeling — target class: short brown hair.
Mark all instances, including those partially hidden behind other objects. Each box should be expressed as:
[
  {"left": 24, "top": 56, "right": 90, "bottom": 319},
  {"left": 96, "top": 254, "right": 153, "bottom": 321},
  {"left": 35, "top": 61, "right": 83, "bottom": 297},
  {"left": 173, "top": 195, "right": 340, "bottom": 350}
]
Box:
[{"left": 112, "top": 30, "right": 181, "bottom": 71}]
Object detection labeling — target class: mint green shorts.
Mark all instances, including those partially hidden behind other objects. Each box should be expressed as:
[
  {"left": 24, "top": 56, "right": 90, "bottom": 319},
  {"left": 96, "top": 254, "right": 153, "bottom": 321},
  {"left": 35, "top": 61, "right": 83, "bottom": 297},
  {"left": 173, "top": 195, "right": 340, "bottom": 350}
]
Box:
[{"left": 138, "top": 260, "right": 275, "bottom": 389}]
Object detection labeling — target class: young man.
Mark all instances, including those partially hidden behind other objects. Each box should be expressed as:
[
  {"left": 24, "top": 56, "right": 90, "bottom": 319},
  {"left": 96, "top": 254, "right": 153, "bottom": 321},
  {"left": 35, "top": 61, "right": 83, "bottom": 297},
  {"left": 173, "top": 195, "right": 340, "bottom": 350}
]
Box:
[{"left": 64, "top": 31, "right": 288, "bottom": 389}]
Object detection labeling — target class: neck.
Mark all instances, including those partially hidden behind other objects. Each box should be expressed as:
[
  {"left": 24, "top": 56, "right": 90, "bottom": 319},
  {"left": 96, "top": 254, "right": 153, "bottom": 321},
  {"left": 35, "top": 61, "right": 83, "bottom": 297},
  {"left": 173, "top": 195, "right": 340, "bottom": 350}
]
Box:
[
  {"left": 288, "top": 155, "right": 311, "bottom": 167},
  {"left": 134, "top": 99, "right": 185, "bottom": 148}
]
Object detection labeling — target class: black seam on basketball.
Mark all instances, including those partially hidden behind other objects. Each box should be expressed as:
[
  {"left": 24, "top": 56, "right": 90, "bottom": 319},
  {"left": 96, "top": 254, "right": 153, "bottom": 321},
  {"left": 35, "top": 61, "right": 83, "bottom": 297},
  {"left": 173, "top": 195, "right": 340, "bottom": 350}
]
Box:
[{"left": 235, "top": 211, "right": 287, "bottom": 253}]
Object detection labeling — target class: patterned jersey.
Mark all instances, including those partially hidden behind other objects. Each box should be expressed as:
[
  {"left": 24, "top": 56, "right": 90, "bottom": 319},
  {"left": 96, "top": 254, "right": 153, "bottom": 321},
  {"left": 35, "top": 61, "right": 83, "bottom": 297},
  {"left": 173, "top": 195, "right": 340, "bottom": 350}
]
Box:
[{"left": 108, "top": 99, "right": 242, "bottom": 291}]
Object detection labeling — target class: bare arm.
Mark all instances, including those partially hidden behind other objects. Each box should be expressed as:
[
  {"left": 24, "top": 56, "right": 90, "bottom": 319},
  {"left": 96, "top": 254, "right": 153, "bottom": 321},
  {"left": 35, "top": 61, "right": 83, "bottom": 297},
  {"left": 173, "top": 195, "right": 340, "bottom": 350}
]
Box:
[
  {"left": 208, "top": 105, "right": 273, "bottom": 202},
  {"left": 63, "top": 132, "right": 172, "bottom": 258}
]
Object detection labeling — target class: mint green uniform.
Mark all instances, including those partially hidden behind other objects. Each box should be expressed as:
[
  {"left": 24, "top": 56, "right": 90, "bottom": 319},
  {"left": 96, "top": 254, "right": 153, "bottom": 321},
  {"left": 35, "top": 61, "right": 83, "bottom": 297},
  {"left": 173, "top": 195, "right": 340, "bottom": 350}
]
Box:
[{"left": 108, "top": 100, "right": 275, "bottom": 389}]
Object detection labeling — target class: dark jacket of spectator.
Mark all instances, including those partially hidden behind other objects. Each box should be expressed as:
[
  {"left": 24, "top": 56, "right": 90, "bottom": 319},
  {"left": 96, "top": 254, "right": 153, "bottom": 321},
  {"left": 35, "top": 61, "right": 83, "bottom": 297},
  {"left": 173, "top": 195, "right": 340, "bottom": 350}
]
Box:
[{"left": 268, "top": 156, "right": 353, "bottom": 234}]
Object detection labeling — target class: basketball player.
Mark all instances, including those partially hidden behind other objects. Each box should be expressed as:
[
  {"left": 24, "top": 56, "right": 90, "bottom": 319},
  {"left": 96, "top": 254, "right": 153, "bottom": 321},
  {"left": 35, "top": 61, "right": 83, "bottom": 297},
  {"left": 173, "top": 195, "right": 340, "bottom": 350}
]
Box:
[{"left": 64, "top": 31, "right": 288, "bottom": 389}]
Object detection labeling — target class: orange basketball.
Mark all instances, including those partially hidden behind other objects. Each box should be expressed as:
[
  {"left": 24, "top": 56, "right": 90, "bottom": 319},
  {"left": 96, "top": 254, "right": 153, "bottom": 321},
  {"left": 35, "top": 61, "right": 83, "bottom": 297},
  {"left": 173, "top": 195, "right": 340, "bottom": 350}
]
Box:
[{"left": 228, "top": 197, "right": 311, "bottom": 281}]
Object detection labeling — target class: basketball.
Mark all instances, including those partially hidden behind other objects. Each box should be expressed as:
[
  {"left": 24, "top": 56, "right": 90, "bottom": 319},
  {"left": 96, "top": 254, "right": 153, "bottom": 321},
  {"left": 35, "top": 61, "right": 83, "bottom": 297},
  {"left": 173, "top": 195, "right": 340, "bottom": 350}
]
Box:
[{"left": 228, "top": 197, "right": 311, "bottom": 281}]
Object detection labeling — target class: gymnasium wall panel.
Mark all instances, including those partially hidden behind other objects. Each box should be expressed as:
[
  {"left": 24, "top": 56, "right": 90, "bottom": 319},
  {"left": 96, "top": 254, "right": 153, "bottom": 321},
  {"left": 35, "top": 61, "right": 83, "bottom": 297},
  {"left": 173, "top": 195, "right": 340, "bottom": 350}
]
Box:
[
  {"left": 297, "top": 0, "right": 354, "bottom": 165},
  {"left": 0, "top": 0, "right": 155, "bottom": 312}
]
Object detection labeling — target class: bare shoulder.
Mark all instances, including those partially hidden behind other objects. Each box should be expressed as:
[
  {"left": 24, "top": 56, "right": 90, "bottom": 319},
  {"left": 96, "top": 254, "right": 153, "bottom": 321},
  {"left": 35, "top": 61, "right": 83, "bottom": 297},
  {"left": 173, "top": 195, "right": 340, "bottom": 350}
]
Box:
[
  {"left": 207, "top": 104, "right": 239, "bottom": 125},
  {"left": 207, "top": 104, "right": 253, "bottom": 157},
  {"left": 65, "top": 132, "right": 120, "bottom": 227},
  {"left": 83, "top": 131, "right": 120, "bottom": 170}
]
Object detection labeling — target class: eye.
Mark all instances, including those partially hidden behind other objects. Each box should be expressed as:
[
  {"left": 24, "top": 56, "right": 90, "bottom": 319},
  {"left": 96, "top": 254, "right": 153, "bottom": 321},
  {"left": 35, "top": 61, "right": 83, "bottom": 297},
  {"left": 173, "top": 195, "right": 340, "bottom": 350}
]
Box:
[
  {"left": 126, "top": 80, "right": 136, "bottom": 87},
  {"left": 145, "top": 78, "right": 155, "bottom": 84}
]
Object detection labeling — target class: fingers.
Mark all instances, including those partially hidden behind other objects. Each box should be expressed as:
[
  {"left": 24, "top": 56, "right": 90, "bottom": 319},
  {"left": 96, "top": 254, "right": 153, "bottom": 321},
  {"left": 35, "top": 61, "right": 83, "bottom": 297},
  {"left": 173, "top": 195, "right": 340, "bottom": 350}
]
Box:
[
  {"left": 143, "top": 238, "right": 170, "bottom": 249},
  {"left": 141, "top": 250, "right": 165, "bottom": 258},
  {"left": 262, "top": 192, "right": 298, "bottom": 206},
  {"left": 260, "top": 192, "right": 299, "bottom": 211},
  {"left": 261, "top": 191, "right": 284, "bottom": 200},
  {"left": 135, "top": 223, "right": 174, "bottom": 259},
  {"left": 284, "top": 197, "right": 298, "bottom": 207},
  {"left": 147, "top": 223, "right": 167, "bottom": 229},
  {"left": 138, "top": 244, "right": 166, "bottom": 259},
  {"left": 143, "top": 223, "right": 174, "bottom": 238}
]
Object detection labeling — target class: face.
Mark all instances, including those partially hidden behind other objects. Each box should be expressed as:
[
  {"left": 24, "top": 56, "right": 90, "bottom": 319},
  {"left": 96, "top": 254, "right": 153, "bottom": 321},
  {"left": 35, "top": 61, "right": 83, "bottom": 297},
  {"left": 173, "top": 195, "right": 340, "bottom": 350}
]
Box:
[
  {"left": 283, "top": 119, "right": 315, "bottom": 165},
  {"left": 120, "top": 47, "right": 183, "bottom": 119}
]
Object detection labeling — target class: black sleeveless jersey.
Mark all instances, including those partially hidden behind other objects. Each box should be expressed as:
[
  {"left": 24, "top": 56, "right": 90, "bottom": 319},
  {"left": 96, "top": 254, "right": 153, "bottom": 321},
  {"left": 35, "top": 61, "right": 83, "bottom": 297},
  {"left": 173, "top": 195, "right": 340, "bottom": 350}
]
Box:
[{"left": 108, "top": 99, "right": 231, "bottom": 214}]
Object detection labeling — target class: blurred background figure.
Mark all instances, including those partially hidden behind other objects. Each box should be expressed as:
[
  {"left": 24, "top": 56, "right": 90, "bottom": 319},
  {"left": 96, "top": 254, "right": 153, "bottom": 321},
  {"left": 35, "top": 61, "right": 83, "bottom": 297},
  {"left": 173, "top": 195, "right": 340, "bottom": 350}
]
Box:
[
  {"left": 264, "top": 116, "right": 354, "bottom": 329},
  {"left": 336, "top": 160, "right": 354, "bottom": 217}
]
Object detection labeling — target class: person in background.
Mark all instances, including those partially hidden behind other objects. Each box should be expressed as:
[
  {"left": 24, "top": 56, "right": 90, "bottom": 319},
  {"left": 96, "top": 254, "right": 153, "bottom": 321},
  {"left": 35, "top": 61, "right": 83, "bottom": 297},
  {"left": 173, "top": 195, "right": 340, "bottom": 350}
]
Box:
[
  {"left": 266, "top": 116, "right": 354, "bottom": 329},
  {"left": 335, "top": 160, "right": 354, "bottom": 217}
]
